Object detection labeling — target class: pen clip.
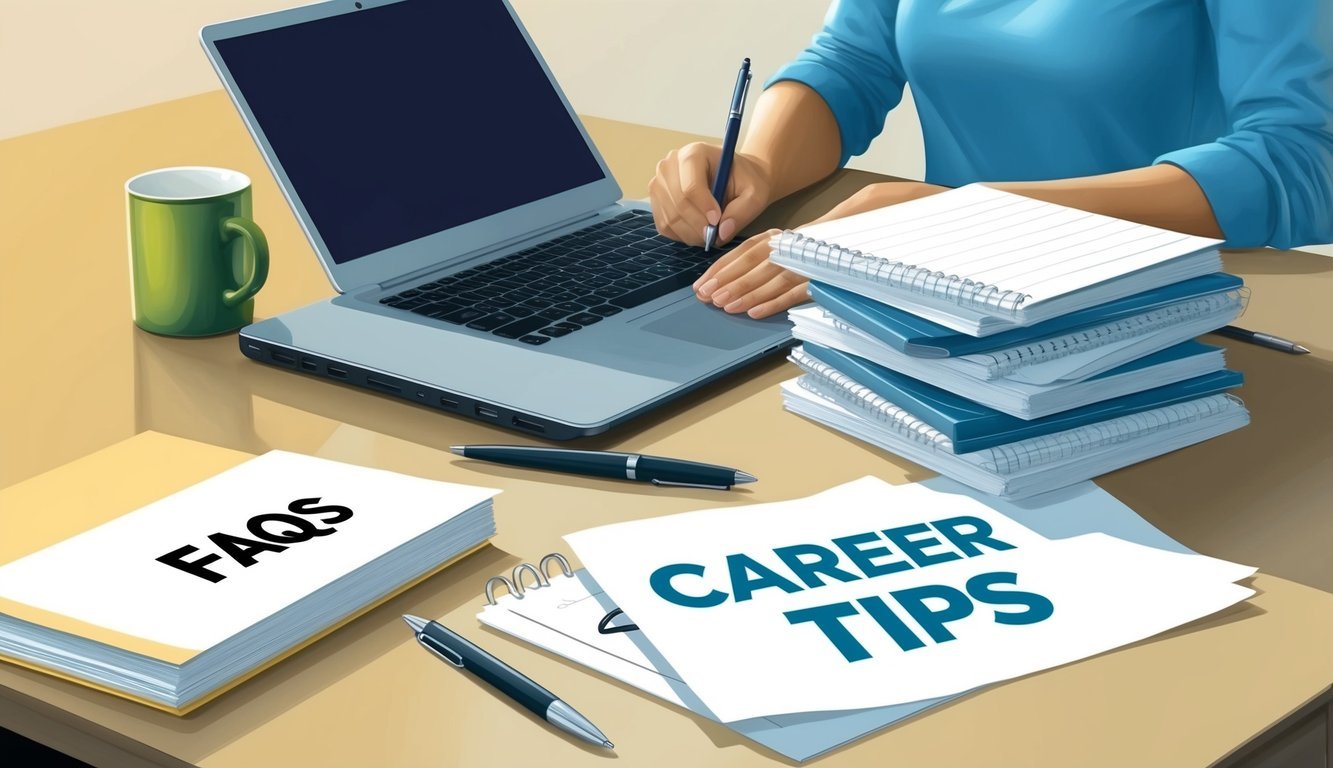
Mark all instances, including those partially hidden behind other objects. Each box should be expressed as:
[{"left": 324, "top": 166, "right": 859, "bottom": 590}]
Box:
[
  {"left": 418, "top": 633, "right": 464, "bottom": 667},
  {"left": 650, "top": 479, "right": 732, "bottom": 490}
]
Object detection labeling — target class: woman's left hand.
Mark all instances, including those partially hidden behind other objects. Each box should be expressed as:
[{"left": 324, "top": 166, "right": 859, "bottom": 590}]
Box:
[{"left": 694, "top": 181, "right": 950, "bottom": 318}]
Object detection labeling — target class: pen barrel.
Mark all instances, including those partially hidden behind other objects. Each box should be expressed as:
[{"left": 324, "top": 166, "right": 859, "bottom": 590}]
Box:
[
  {"left": 634, "top": 456, "right": 736, "bottom": 486},
  {"left": 462, "top": 446, "right": 629, "bottom": 480},
  {"left": 710, "top": 115, "right": 743, "bottom": 205},
  {"left": 425, "top": 623, "right": 555, "bottom": 714}
]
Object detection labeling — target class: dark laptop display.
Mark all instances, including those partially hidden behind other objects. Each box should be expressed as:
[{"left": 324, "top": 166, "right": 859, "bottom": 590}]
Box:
[{"left": 213, "top": 0, "right": 604, "bottom": 264}]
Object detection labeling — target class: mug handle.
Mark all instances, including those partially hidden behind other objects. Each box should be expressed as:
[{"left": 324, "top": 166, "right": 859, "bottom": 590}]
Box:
[{"left": 220, "top": 217, "right": 270, "bottom": 308}]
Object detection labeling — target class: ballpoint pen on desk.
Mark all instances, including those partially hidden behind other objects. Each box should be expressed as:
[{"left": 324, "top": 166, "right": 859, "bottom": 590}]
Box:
[
  {"left": 703, "top": 57, "right": 752, "bottom": 252},
  {"left": 1211, "top": 325, "right": 1310, "bottom": 355},
  {"left": 451, "top": 444, "right": 758, "bottom": 490},
  {"left": 402, "top": 615, "right": 615, "bottom": 749}
]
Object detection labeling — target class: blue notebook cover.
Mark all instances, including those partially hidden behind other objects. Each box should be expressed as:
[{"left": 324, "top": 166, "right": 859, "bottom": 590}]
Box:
[
  {"left": 809, "top": 273, "right": 1244, "bottom": 358},
  {"left": 800, "top": 342, "right": 1243, "bottom": 453}
]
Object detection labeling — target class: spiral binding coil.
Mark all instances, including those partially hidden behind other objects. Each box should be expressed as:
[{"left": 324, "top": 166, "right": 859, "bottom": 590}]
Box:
[
  {"left": 963, "top": 289, "right": 1248, "bottom": 378},
  {"left": 823, "top": 288, "right": 1247, "bottom": 380},
  {"left": 789, "top": 348, "right": 1247, "bottom": 476},
  {"left": 790, "top": 349, "right": 952, "bottom": 450},
  {"left": 777, "top": 231, "right": 1032, "bottom": 313},
  {"left": 484, "top": 552, "right": 574, "bottom": 605},
  {"left": 976, "top": 394, "right": 1242, "bottom": 474}
]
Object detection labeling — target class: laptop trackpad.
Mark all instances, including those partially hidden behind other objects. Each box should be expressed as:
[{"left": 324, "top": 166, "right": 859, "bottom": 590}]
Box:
[{"left": 639, "top": 304, "right": 778, "bottom": 350}]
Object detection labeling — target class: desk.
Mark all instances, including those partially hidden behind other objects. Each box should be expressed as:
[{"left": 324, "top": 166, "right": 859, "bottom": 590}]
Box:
[{"left": 0, "top": 91, "right": 1330, "bottom": 768}]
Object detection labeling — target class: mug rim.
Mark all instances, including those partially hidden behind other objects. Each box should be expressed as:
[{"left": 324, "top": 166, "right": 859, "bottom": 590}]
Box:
[{"left": 126, "top": 166, "right": 252, "bottom": 202}]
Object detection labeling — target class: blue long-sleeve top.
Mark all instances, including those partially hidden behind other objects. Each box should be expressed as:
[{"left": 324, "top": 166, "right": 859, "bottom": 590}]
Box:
[{"left": 769, "top": 0, "right": 1333, "bottom": 249}]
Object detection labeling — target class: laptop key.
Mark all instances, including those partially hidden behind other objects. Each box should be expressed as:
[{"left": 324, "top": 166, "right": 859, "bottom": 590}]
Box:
[
  {"left": 552, "top": 301, "right": 586, "bottom": 314},
  {"left": 539, "top": 326, "right": 572, "bottom": 337},
  {"left": 566, "top": 313, "right": 603, "bottom": 326},
  {"left": 467, "top": 313, "right": 518, "bottom": 331},
  {"left": 437, "top": 307, "right": 487, "bottom": 324},
  {"left": 588, "top": 304, "right": 623, "bottom": 317},
  {"left": 492, "top": 316, "right": 549, "bottom": 339},
  {"left": 518, "top": 335, "right": 550, "bottom": 345},
  {"left": 410, "top": 301, "right": 458, "bottom": 316}
]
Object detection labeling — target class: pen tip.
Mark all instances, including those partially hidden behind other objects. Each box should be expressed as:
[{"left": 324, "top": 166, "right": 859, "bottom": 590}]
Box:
[
  {"left": 703, "top": 225, "right": 717, "bottom": 253},
  {"left": 602, "top": 740, "right": 615, "bottom": 749},
  {"left": 734, "top": 471, "right": 758, "bottom": 484},
  {"left": 402, "top": 615, "right": 428, "bottom": 634},
  {"left": 1295, "top": 344, "right": 1311, "bottom": 354},
  {"left": 449, "top": 446, "right": 466, "bottom": 456}
]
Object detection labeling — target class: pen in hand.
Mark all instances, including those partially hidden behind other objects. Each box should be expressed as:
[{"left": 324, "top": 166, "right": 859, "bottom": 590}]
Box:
[
  {"left": 704, "top": 57, "right": 752, "bottom": 252},
  {"left": 403, "top": 615, "right": 614, "bottom": 749}
]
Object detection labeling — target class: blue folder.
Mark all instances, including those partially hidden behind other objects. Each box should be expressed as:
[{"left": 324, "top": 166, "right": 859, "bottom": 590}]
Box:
[
  {"left": 800, "top": 342, "right": 1243, "bottom": 453},
  {"left": 809, "top": 273, "right": 1244, "bottom": 358}
]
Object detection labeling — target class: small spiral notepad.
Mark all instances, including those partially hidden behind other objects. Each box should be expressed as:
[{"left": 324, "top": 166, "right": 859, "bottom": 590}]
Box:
[{"left": 770, "top": 184, "right": 1223, "bottom": 335}]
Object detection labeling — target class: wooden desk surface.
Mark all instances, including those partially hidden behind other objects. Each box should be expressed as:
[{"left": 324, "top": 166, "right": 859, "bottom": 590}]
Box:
[{"left": 0, "top": 91, "right": 1330, "bottom": 768}]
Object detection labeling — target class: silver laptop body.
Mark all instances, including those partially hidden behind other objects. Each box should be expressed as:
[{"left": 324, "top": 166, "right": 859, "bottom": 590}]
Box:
[{"left": 201, "top": 0, "right": 790, "bottom": 439}]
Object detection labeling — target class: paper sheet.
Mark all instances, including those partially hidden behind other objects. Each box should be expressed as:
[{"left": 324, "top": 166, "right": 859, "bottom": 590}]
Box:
[{"left": 565, "top": 477, "right": 1254, "bottom": 722}]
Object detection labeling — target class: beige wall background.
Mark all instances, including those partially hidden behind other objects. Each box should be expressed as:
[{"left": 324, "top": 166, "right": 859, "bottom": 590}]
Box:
[
  {"left": 2, "top": 0, "right": 1327, "bottom": 254},
  {"left": 0, "top": 0, "right": 913, "bottom": 183}
]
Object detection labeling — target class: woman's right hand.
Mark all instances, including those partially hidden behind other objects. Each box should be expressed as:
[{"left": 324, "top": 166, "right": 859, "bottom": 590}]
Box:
[{"left": 647, "top": 142, "right": 774, "bottom": 247}]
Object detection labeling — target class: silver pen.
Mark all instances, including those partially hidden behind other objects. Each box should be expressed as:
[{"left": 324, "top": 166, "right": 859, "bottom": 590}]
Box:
[{"left": 402, "top": 615, "right": 614, "bottom": 749}]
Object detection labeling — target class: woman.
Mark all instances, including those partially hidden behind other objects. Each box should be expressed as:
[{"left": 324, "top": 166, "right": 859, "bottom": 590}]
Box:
[{"left": 649, "top": 0, "right": 1333, "bottom": 319}]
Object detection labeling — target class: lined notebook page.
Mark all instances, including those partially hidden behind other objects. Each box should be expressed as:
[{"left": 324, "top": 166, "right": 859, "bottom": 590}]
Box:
[{"left": 791, "top": 185, "right": 1221, "bottom": 305}]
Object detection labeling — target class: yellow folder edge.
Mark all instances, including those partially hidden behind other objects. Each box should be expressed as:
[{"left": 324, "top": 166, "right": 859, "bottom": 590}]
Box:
[{"left": 0, "top": 539, "right": 492, "bottom": 715}]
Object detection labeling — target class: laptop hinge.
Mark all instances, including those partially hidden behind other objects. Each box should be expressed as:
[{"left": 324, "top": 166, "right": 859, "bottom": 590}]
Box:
[{"left": 377, "top": 209, "right": 606, "bottom": 291}]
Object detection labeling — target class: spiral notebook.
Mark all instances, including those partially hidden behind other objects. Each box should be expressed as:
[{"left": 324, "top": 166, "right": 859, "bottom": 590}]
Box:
[
  {"left": 793, "top": 298, "right": 1240, "bottom": 389},
  {"left": 790, "top": 310, "right": 1228, "bottom": 418},
  {"left": 782, "top": 359, "right": 1249, "bottom": 498},
  {"left": 795, "top": 343, "right": 1243, "bottom": 453},
  {"left": 769, "top": 184, "right": 1223, "bottom": 336},
  {"left": 475, "top": 479, "right": 1211, "bottom": 761},
  {"left": 807, "top": 276, "right": 1246, "bottom": 380}
]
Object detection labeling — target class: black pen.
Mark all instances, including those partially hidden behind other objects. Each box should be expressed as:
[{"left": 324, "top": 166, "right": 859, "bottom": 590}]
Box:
[
  {"left": 703, "top": 57, "right": 752, "bottom": 252},
  {"left": 450, "top": 445, "right": 757, "bottom": 490},
  {"left": 1211, "top": 325, "right": 1310, "bottom": 355},
  {"left": 403, "top": 615, "right": 613, "bottom": 749}
]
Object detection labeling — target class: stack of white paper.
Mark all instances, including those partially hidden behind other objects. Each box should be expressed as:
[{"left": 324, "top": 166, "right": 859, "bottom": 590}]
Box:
[{"left": 0, "top": 451, "right": 497, "bottom": 712}]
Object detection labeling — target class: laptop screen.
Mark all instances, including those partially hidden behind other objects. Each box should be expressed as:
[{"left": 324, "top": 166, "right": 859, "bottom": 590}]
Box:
[{"left": 212, "top": 0, "right": 606, "bottom": 265}]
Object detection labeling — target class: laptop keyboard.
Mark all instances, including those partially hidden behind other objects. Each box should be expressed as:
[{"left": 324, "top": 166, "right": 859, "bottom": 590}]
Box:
[{"left": 377, "top": 211, "right": 727, "bottom": 345}]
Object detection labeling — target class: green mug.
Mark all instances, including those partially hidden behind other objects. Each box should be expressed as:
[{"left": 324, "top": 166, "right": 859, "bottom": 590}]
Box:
[{"left": 126, "top": 166, "right": 269, "bottom": 336}]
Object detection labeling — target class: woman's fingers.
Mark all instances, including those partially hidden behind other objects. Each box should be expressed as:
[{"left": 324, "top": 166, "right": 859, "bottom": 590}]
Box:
[
  {"left": 742, "top": 279, "right": 811, "bottom": 319},
  {"left": 647, "top": 143, "right": 724, "bottom": 245}
]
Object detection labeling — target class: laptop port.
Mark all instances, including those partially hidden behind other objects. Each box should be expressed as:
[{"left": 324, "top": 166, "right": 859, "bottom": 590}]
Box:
[
  {"left": 511, "top": 415, "right": 545, "bottom": 433},
  {"left": 270, "top": 349, "right": 296, "bottom": 365},
  {"left": 439, "top": 396, "right": 459, "bottom": 409},
  {"left": 475, "top": 404, "right": 498, "bottom": 419},
  {"left": 326, "top": 364, "right": 348, "bottom": 379},
  {"left": 365, "top": 375, "right": 401, "bottom": 394},
  {"left": 300, "top": 358, "right": 318, "bottom": 371}
]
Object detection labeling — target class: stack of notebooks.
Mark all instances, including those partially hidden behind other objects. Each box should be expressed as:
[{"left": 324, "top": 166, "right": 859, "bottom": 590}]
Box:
[
  {"left": 773, "top": 184, "right": 1250, "bottom": 498},
  {"left": 0, "top": 432, "right": 498, "bottom": 713}
]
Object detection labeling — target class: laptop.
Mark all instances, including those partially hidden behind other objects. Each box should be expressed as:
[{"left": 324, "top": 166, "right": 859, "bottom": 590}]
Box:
[{"left": 200, "top": 0, "right": 791, "bottom": 440}]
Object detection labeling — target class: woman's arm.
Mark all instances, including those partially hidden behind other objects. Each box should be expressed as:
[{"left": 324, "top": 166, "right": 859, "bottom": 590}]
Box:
[{"left": 992, "top": 165, "right": 1222, "bottom": 240}]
